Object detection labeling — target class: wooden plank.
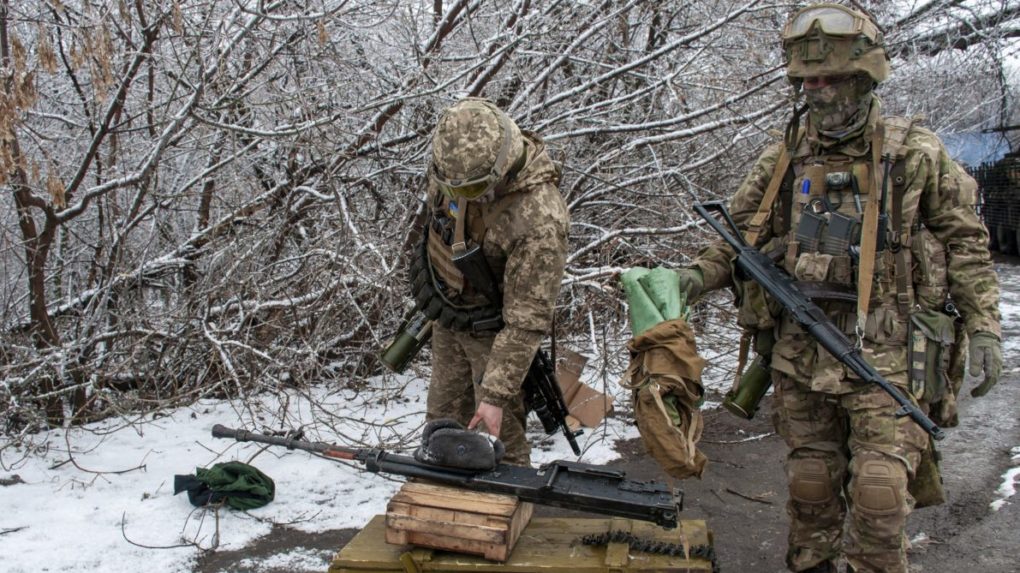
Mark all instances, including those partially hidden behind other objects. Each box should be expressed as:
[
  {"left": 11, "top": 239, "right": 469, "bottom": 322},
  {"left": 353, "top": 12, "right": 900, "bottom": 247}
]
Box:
[
  {"left": 395, "top": 528, "right": 511, "bottom": 562},
  {"left": 386, "top": 512, "right": 509, "bottom": 544},
  {"left": 390, "top": 481, "right": 520, "bottom": 516},
  {"left": 387, "top": 501, "right": 514, "bottom": 529}
]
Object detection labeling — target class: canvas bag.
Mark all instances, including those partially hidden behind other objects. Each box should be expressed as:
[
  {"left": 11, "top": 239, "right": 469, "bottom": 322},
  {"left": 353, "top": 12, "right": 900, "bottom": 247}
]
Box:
[{"left": 623, "top": 319, "right": 708, "bottom": 479}]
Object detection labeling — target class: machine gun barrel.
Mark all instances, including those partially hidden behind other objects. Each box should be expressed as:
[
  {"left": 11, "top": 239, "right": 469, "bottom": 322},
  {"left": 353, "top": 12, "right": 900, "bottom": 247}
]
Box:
[
  {"left": 692, "top": 201, "right": 945, "bottom": 441},
  {"left": 211, "top": 425, "right": 682, "bottom": 528}
]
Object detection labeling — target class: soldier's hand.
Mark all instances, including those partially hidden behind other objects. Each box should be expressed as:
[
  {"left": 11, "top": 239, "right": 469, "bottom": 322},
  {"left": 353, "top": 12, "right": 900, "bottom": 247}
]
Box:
[
  {"left": 968, "top": 332, "right": 1003, "bottom": 397},
  {"left": 676, "top": 267, "right": 704, "bottom": 300},
  {"left": 468, "top": 401, "right": 503, "bottom": 438}
]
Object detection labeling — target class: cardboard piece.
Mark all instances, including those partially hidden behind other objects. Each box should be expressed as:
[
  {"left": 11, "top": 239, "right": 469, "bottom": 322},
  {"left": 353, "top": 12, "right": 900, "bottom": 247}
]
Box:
[{"left": 555, "top": 348, "right": 614, "bottom": 428}]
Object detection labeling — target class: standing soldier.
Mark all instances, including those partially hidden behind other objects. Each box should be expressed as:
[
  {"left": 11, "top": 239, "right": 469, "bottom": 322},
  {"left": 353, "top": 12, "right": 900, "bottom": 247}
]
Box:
[
  {"left": 412, "top": 98, "right": 569, "bottom": 466},
  {"left": 673, "top": 4, "right": 1002, "bottom": 572}
]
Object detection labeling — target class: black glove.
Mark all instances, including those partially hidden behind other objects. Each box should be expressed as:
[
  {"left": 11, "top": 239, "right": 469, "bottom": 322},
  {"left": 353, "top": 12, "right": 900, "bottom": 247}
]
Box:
[{"left": 414, "top": 418, "right": 505, "bottom": 471}]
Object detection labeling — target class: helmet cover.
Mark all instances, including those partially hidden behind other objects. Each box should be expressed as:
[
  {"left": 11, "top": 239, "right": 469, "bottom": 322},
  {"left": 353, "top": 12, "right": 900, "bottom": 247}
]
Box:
[
  {"left": 430, "top": 98, "right": 524, "bottom": 199},
  {"left": 782, "top": 3, "right": 889, "bottom": 84}
]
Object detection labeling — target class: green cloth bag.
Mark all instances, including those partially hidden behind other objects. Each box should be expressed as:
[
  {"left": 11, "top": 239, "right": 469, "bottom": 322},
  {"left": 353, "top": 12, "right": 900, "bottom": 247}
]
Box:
[
  {"left": 174, "top": 461, "right": 276, "bottom": 510},
  {"left": 638, "top": 267, "right": 688, "bottom": 322}
]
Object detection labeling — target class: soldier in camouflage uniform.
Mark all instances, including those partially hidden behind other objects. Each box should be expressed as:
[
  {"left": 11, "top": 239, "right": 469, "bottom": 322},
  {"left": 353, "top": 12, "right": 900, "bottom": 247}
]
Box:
[
  {"left": 672, "top": 5, "right": 1003, "bottom": 572},
  {"left": 418, "top": 98, "right": 569, "bottom": 466}
]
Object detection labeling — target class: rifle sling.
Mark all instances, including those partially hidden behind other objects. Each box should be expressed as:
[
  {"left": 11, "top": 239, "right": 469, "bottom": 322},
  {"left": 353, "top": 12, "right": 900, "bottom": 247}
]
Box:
[{"left": 855, "top": 122, "right": 885, "bottom": 335}]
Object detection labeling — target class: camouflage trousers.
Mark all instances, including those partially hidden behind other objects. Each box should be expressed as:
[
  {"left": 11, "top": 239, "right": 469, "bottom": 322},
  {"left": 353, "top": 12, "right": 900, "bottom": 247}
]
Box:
[
  {"left": 427, "top": 325, "right": 531, "bottom": 466},
  {"left": 771, "top": 371, "right": 928, "bottom": 573}
]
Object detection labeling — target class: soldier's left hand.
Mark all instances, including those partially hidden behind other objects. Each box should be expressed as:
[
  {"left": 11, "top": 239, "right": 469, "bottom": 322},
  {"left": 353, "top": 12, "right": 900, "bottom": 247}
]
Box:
[
  {"left": 968, "top": 332, "right": 1003, "bottom": 397},
  {"left": 468, "top": 401, "right": 503, "bottom": 437}
]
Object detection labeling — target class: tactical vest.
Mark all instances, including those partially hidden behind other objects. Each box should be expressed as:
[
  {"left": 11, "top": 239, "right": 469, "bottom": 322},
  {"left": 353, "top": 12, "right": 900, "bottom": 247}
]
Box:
[
  {"left": 735, "top": 116, "right": 959, "bottom": 405},
  {"left": 411, "top": 136, "right": 556, "bottom": 332},
  {"left": 738, "top": 116, "right": 950, "bottom": 329}
]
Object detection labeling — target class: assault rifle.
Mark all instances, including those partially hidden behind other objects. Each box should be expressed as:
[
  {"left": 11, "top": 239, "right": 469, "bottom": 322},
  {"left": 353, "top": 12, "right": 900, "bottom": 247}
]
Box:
[
  {"left": 524, "top": 349, "right": 583, "bottom": 455},
  {"left": 693, "top": 201, "right": 946, "bottom": 441},
  {"left": 211, "top": 425, "right": 682, "bottom": 528}
]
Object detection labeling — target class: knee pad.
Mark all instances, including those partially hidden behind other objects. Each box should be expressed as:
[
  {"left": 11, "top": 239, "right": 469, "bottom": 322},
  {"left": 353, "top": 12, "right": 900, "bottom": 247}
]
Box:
[
  {"left": 789, "top": 457, "right": 834, "bottom": 504},
  {"left": 853, "top": 458, "right": 906, "bottom": 517}
]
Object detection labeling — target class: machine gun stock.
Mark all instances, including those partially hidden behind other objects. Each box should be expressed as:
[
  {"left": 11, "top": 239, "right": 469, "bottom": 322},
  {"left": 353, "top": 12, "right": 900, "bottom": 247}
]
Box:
[
  {"left": 211, "top": 424, "right": 682, "bottom": 528},
  {"left": 693, "top": 201, "right": 945, "bottom": 441}
]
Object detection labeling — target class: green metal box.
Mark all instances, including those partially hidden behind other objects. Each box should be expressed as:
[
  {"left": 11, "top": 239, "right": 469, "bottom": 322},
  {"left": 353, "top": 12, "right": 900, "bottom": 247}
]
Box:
[{"left": 330, "top": 515, "right": 714, "bottom": 573}]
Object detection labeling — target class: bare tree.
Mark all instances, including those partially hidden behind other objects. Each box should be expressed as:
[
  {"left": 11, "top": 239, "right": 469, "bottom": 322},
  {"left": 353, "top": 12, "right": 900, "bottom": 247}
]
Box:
[{"left": 1, "top": 0, "right": 1016, "bottom": 445}]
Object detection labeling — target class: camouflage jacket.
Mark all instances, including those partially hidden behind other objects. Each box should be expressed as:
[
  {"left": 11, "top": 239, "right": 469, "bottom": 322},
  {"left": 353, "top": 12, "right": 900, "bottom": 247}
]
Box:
[
  {"left": 427, "top": 133, "right": 569, "bottom": 407},
  {"left": 693, "top": 99, "right": 1000, "bottom": 393}
]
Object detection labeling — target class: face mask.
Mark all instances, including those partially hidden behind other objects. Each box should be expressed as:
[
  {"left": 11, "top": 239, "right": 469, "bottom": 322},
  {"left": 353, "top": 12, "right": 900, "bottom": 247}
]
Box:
[{"left": 803, "top": 74, "right": 873, "bottom": 137}]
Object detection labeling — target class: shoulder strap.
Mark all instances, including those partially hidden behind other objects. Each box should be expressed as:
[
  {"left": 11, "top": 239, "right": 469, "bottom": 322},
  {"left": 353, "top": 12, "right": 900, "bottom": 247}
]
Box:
[
  {"left": 884, "top": 116, "right": 918, "bottom": 314},
  {"left": 744, "top": 146, "right": 792, "bottom": 247},
  {"left": 855, "top": 121, "right": 885, "bottom": 336}
]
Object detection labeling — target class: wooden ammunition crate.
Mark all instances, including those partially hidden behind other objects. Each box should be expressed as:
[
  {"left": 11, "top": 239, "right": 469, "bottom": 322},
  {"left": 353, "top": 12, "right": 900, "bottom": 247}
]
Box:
[
  {"left": 384, "top": 481, "right": 534, "bottom": 561},
  {"left": 331, "top": 514, "right": 714, "bottom": 572}
]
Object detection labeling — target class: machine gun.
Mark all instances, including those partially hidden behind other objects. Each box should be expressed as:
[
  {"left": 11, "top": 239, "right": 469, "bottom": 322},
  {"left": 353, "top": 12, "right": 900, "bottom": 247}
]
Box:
[
  {"left": 693, "top": 201, "right": 945, "bottom": 441},
  {"left": 211, "top": 425, "right": 682, "bottom": 528}
]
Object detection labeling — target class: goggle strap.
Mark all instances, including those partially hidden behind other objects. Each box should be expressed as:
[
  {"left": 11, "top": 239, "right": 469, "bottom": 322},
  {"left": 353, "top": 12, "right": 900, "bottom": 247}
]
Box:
[{"left": 491, "top": 108, "right": 513, "bottom": 180}]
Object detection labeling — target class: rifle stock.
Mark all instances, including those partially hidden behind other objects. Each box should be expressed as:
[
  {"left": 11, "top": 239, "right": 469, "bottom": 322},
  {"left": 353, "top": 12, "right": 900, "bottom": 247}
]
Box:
[
  {"left": 693, "top": 201, "right": 945, "bottom": 441},
  {"left": 211, "top": 425, "right": 682, "bottom": 528}
]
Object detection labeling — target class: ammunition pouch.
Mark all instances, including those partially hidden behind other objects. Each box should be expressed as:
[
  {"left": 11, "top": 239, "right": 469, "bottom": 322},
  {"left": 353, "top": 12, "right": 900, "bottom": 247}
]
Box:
[
  {"left": 452, "top": 244, "right": 502, "bottom": 305},
  {"left": 909, "top": 436, "right": 946, "bottom": 508},
  {"left": 410, "top": 233, "right": 503, "bottom": 333}
]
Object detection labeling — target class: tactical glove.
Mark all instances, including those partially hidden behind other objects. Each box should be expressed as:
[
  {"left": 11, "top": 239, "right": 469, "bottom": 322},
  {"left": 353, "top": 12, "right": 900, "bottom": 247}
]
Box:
[
  {"left": 414, "top": 418, "right": 506, "bottom": 470},
  {"left": 676, "top": 267, "right": 704, "bottom": 300},
  {"left": 968, "top": 332, "right": 1002, "bottom": 398}
]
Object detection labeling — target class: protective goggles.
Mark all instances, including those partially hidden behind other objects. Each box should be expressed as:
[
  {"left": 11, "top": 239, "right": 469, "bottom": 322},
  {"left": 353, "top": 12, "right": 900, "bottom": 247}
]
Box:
[
  {"left": 429, "top": 164, "right": 500, "bottom": 200},
  {"left": 783, "top": 4, "right": 881, "bottom": 43}
]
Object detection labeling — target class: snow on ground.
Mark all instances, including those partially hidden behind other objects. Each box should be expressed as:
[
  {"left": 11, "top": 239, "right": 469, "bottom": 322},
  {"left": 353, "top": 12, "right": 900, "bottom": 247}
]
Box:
[
  {"left": 991, "top": 446, "right": 1020, "bottom": 512},
  {"left": 0, "top": 372, "right": 638, "bottom": 573}
]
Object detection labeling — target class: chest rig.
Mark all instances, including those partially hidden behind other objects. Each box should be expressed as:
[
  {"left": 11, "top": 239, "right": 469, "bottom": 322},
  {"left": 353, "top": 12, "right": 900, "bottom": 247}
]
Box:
[
  {"left": 746, "top": 117, "right": 918, "bottom": 321},
  {"left": 732, "top": 117, "right": 920, "bottom": 382},
  {"left": 407, "top": 192, "right": 504, "bottom": 333}
]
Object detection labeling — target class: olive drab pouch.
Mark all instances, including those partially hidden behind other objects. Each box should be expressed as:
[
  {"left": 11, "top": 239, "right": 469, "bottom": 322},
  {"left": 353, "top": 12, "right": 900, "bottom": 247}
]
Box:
[
  {"left": 909, "top": 437, "right": 947, "bottom": 508},
  {"left": 908, "top": 309, "right": 957, "bottom": 404},
  {"left": 623, "top": 319, "right": 708, "bottom": 480}
]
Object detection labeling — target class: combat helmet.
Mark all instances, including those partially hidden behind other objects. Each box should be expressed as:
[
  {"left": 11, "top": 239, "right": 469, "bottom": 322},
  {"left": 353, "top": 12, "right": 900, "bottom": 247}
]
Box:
[
  {"left": 782, "top": 3, "right": 889, "bottom": 84},
  {"left": 429, "top": 98, "right": 525, "bottom": 200}
]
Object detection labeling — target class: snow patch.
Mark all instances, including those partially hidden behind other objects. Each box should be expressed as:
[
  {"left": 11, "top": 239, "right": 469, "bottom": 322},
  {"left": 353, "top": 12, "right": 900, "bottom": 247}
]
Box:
[
  {"left": 0, "top": 373, "right": 633, "bottom": 573},
  {"left": 990, "top": 446, "right": 1020, "bottom": 512},
  {"left": 233, "top": 546, "right": 332, "bottom": 572}
]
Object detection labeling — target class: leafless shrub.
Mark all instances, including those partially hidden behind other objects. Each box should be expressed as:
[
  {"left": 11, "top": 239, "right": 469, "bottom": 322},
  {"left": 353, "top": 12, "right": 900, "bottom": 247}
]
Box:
[{"left": 0, "top": 0, "right": 1016, "bottom": 445}]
